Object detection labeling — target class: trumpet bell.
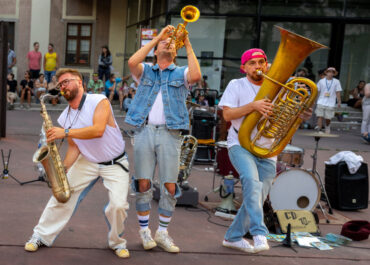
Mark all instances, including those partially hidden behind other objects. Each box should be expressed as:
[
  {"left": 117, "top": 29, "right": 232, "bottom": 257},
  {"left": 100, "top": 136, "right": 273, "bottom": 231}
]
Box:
[{"left": 181, "top": 5, "right": 200, "bottom": 23}]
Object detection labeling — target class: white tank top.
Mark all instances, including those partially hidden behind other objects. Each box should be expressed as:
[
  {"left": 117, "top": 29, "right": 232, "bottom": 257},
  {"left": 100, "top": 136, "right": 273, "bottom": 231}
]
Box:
[{"left": 57, "top": 94, "right": 125, "bottom": 163}]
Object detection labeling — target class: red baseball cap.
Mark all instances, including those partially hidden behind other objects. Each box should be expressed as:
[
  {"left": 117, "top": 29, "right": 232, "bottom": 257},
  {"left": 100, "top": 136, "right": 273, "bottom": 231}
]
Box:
[{"left": 240, "top": 48, "right": 267, "bottom": 73}]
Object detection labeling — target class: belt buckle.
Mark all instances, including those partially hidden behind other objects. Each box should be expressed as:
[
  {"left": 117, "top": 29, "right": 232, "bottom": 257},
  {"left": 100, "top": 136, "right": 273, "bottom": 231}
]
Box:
[{"left": 111, "top": 160, "right": 114, "bottom": 165}]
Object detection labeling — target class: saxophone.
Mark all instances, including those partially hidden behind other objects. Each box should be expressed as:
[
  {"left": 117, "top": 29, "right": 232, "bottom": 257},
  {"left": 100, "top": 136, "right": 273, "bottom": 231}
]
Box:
[
  {"left": 32, "top": 94, "right": 71, "bottom": 203},
  {"left": 178, "top": 135, "right": 198, "bottom": 186}
]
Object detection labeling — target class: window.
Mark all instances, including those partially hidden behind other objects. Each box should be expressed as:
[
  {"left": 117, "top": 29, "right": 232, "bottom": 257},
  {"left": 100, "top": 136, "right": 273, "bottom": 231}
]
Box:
[
  {"left": 66, "top": 23, "right": 92, "bottom": 66},
  {"left": 7, "top": 22, "right": 15, "bottom": 50}
]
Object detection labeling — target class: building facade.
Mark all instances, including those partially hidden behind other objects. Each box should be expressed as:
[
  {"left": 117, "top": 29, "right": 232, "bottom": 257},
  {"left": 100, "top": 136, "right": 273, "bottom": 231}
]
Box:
[
  {"left": 125, "top": 0, "right": 370, "bottom": 98},
  {"left": 1, "top": 0, "right": 369, "bottom": 98},
  {"left": 0, "top": 0, "right": 128, "bottom": 82}
]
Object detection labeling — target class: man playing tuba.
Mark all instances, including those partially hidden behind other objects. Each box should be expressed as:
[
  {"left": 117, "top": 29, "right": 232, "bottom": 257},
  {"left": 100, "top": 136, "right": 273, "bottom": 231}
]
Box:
[
  {"left": 218, "top": 49, "right": 313, "bottom": 253},
  {"left": 125, "top": 25, "right": 201, "bottom": 253}
]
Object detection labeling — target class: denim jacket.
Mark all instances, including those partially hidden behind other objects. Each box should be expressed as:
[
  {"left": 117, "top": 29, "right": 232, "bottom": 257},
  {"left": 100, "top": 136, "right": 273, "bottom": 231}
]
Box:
[{"left": 125, "top": 63, "right": 189, "bottom": 130}]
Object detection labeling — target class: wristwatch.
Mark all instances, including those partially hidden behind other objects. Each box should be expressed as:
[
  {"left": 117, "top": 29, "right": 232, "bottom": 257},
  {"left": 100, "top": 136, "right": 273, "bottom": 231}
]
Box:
[{"left": 65, "top": 129, "right": 70, "bottom": 138}]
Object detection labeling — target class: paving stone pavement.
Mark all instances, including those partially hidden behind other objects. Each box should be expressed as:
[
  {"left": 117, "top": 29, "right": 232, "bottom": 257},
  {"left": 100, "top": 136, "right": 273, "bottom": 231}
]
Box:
[{"left": 0, "top": 110, "right": 369, "bottom": 265}]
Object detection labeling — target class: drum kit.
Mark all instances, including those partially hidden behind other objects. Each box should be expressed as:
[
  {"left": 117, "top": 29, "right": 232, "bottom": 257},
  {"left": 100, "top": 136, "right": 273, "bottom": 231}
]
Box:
[{"left": 212, "top": 131, "right": 338, "bottom": 223}]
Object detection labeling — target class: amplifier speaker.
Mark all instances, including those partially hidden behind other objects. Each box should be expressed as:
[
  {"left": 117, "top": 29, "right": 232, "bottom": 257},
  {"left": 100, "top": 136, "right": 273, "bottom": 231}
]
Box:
[
  {"left": 192, "top": 120, "right": 213, "bottom": 139},
  {"left": 325, "top": 162, "right": 368, "bottom": 210}
]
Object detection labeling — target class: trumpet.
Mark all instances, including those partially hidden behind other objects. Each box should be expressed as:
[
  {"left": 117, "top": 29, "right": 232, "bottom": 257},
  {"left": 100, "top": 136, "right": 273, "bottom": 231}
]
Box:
[{"left": 167, "top": 5, "right": 200, "bottom": 50}]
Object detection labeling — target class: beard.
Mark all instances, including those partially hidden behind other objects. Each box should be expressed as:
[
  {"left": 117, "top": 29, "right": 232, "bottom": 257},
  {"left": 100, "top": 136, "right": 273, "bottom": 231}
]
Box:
[
  {"left": 63, "top": 86, "right": 79, "bottom": 101},
  {"left": 248, "top": 72, "right": 264, "bottom": 82}
]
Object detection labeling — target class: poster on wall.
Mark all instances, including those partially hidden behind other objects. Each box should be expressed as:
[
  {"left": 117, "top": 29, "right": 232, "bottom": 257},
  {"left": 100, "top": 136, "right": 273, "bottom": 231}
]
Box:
[{"left": 141, "top": 28, "right": 158, "bottom": 57}]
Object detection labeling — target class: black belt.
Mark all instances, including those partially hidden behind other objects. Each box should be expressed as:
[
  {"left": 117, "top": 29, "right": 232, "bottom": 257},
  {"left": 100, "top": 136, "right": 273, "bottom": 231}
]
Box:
[{"left": 98, "top": 152, "right": 129, "bottom": 172}]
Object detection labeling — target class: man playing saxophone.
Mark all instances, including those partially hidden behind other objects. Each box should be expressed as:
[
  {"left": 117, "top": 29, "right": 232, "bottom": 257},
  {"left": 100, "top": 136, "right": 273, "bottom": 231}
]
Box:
[
  {"left": 125, "top": 25, "right": 201, "bottom": 253},
  {"left": 219, "top": 49, "right": 312, "bottom": 253},
  {"left": 24, "top": 68, "right": 131, "bottom": 258}
]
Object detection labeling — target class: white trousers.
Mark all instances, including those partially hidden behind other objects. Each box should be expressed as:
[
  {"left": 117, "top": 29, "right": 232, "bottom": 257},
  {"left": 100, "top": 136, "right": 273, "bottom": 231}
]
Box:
[{"left": 33, "top": 155, "right": 130, "bottom": 250}]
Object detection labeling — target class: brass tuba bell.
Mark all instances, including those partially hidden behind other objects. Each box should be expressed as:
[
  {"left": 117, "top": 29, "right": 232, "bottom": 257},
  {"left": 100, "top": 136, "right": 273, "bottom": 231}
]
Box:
[
  {"left": 238, "top": 26, "right": 328, "bottom": 158},
  {"left": 167, "top": 5, "right": 200, "bottom": 50}
]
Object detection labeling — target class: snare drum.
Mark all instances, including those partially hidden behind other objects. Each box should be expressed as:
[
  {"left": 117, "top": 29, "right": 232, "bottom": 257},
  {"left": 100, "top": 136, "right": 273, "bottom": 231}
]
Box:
[
  {"left": 269, "top": 169, "right": 321, "bottom": 211},
  {"left": 215, "top": 141, "right": 239, "bottom": 178},
  {"left": 278, "top": 144, "right": 304, "bottom": 168}
]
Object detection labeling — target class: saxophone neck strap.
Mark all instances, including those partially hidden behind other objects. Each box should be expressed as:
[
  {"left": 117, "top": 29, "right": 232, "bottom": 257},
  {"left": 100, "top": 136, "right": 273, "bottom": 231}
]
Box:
[{"left": 78, "top": 93, "right": 87, "bottom": 110}]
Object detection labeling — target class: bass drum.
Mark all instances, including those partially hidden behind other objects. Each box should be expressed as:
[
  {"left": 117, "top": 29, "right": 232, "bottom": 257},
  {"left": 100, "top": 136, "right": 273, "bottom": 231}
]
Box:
[{"left": 269, "top": 169, "right": 321, "bottom": 211}]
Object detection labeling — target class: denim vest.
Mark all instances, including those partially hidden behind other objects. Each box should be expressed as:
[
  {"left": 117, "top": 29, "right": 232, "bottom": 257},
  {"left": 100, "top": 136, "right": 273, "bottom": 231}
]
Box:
[{"left": 125, "top": 63, "right": 189, "bottom": 130}]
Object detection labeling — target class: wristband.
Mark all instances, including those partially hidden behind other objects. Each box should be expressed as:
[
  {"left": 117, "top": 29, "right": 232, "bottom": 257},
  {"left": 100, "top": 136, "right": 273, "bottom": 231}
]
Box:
[{"left": 65, "top": 129, "right": 70, "bottom": 138}]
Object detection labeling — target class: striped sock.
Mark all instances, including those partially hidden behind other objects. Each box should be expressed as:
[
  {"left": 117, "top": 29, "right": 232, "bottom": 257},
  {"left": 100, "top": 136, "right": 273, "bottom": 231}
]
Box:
[
  {"left": 158, "top": 215, "right": 171, "bottom": 232},
  {"left": 138, "top": 214, "right": 149, "bottom": 230}
]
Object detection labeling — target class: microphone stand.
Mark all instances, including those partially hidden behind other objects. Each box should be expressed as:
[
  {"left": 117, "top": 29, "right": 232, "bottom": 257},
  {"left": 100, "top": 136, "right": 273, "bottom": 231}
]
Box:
[{"left": 0, "top": 149, "right": 23, "bottom": 185}]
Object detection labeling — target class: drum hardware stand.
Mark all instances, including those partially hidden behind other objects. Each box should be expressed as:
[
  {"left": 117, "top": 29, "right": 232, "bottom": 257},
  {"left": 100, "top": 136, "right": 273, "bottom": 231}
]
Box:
[
  {"left": 204, "top": 143, "right": 223, "bottom": 201},
  {"left": 0, "top": 149, "right": 23, "bottom": 185},
  {"left": 310, "top": 135, "right": 333, "bottom": 222}
]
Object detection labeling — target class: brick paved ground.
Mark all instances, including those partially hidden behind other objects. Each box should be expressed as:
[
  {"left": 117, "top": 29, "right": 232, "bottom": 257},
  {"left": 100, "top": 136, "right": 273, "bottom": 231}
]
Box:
[{"left": 0, "top": 110, "right": 369, "bottom": 265}]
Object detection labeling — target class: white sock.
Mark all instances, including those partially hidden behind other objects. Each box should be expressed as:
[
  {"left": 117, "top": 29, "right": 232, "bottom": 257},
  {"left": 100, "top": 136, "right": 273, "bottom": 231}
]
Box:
[
  {"left": 158, "top": 215, "right": 171, "bottom": 232},
  {"left": 138, "top": 214, "right": 149, "bottom": 230}
]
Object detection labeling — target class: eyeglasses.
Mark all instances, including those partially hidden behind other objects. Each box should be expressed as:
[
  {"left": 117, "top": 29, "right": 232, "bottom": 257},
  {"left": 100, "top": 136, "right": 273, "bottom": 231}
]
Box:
[{"left": 56, "top": 78, "right": 78, "bottom": 90}]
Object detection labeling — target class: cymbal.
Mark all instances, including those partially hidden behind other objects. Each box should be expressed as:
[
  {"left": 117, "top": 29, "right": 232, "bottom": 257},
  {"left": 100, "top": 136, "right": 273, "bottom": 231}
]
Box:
[
  {"left": 186, "top": 100, "right": 200, "bottom": 107},
  {"left": 299, "top": 131, "right": 339, "bottom": 138}
]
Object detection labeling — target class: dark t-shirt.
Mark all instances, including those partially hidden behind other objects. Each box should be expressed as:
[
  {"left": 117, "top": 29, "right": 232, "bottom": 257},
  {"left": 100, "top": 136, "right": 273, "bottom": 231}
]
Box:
[
  {"left": 20, "top": 79, "right": 34, "bottom": 90},
  {"left": 7, "top": 80, "right": 17, "bottom": 93}
]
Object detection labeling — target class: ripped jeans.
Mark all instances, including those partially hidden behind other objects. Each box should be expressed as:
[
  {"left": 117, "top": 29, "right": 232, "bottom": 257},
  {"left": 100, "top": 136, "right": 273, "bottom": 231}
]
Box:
[{"left": 132, "top": 124, "right": 182, "bottom": 217}]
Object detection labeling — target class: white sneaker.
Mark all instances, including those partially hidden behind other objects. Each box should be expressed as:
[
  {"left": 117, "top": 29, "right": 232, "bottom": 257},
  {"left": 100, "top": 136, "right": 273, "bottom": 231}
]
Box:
[
  {"left": 222, "top": 239, "right": 254, "bottom": 253},
  {"left": 24, "top": 234, "right": 44, "bottom": 252},
  {"left": 154, "top": 230, "right": 180, "bottom": 253},
  {"left": 114, "top": 248, "right": 130, "bottom": 258},
  {"left": 139, "top": 228, "right": 157, "bottom": 250},
  {"left": 253, "top": 235, "right": 270, "bottom": 253}
]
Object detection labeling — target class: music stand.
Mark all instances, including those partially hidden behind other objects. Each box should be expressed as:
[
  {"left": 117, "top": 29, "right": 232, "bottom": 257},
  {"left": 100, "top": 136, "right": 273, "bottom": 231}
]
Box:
[
  {"left": 0, "top": 149, "right": 22, "bottom": 185},
  {"left": 272, "top": 223, "right": 297, "bottom": 253},
  {"left": 20, "top": 165, "right": 48, "bottom": 186},
  {"left": 300, "top": 132, "right": 337, "bottom": 221}
]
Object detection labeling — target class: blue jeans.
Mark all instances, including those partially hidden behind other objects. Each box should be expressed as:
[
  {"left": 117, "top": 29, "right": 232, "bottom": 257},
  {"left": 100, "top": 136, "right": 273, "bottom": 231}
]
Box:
[
  {"left": 98, "top": 66, "right": 110, "bottom": 83},
  {"left": 123, "top": 98, "right": 132, "bottom": 112},
  {"left": 131, "top": 124, "right": 182, "bottom": 217},
  {"left": 44, "top": 70, "right": 56, "bottom": 83},
  {"left": 362, "top": 134, "right": 370, "bottom": 143},
  {"left": 224, "top": 145, "right": 276, "bottom": 242}
]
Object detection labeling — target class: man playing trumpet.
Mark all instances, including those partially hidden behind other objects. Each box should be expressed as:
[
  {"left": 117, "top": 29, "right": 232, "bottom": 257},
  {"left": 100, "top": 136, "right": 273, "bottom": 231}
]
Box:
[{"left": 125, "top": 25, "right": 201, "bottom": 253}]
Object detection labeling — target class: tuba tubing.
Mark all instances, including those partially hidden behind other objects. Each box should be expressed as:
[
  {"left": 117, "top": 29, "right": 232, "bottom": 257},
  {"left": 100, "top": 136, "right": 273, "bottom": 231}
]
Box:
[{"left": 238, "top": 26, "right": 328, "bottom": 158}]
